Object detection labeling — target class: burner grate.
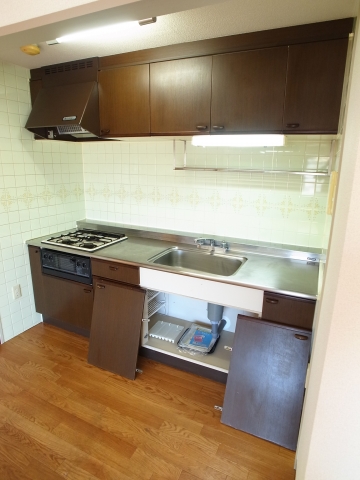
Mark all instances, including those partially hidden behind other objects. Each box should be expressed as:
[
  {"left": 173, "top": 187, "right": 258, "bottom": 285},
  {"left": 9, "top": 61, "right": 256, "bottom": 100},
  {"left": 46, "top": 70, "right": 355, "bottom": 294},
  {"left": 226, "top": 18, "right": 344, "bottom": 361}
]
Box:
[{"left": 42, "top": 229, "right": 127, "bottom": 252}]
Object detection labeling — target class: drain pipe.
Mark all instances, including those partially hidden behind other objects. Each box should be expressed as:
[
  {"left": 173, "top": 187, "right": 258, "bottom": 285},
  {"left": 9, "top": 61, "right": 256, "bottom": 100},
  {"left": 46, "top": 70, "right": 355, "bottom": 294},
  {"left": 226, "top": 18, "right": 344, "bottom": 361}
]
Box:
[{"left": 207, "top": 303, "right": 224, "bottom": 338}]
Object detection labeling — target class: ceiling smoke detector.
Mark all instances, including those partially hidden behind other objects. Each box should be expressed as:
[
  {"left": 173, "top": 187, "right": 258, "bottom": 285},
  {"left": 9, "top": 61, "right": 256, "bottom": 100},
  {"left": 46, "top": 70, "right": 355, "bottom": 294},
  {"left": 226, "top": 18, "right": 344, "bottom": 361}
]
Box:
[{"left": 20, "top": 44, "right": 40, "bottom": 55}]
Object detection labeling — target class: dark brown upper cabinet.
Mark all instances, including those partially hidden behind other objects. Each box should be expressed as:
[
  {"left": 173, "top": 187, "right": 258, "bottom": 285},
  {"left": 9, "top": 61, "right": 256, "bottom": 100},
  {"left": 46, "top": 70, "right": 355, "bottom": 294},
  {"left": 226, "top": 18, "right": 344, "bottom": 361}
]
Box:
[
  {"left": 99, "top": 64, "right": 150, "bottom": 136},
  {"left": 150, "top": 56, "right": 212, "bottom": 135},
  {"left": 283, "top": 38, "right": 349, "bottom": 133},
  {"left": 211, "top": 47, "right": 288, "bottom": 133}
]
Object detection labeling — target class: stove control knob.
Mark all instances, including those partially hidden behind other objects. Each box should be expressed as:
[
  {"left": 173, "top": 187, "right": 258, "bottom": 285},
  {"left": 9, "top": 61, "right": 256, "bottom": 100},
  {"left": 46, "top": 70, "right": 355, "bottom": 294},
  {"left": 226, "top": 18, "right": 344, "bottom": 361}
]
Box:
[
  {"left": 44, "top": 253, "right": 48, "bottom": 259},
  {"left": 76, "top": 261, "right": 81, "bottom": 267},
  {"left": 49, "top": 255, "right": 53, "bottom": 261},
  {"left": 82, "top": 262, "right": 87, "bottom": 268}
]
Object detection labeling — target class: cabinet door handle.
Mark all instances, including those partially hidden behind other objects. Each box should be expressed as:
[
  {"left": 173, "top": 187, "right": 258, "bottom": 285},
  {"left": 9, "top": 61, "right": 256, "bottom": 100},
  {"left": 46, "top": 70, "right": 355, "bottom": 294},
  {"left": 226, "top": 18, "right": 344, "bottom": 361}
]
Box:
[
  {"left": 295, "top": 334, "right": 309, "bottom": 341},
  {"left": 83, "top": 288, "right": 92, "bottom": 293},
  {"left": 109, "top": 266, "right": 118, "bottom": 271},
  {"left": 266, "top": 298, "right": 279, "bottom": 305},
  {"left": 101, "top": 129, "right": 110, "bottom": 134},
  {"left": 286, "top": 123, "right": 300, "bottom": 128},
  {"left": 213, "top": 125, "right": 224, "bottom": 130},
  {"left": 97, "top": 284, "right": 105, "bottom": 289},
  {"left": 196, "top": 125, "right": 208, "bottom": 130}
]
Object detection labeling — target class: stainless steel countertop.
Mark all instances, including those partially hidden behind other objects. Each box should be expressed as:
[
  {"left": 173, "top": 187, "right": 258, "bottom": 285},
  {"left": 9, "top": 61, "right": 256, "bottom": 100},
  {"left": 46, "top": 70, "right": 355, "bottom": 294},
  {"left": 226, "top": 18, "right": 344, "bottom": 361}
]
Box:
[{"left": 27, "top": 226, "right": 319, "bottom": 300}]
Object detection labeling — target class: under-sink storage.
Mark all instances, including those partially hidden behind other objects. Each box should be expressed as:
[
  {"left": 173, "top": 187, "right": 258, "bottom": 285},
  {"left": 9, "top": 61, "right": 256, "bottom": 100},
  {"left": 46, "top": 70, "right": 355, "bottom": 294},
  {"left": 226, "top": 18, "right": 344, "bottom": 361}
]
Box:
[
  {"left": 141, "top": 311, "right": 234, "bottom": 375},
  {"left": 140, "top": 289, "right": 243, "bottom": 382}
]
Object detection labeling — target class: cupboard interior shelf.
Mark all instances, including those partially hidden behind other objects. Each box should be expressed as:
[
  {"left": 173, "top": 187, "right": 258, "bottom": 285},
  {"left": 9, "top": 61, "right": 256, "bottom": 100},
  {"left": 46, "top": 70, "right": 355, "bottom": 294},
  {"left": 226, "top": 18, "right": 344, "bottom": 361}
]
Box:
[
  {"left": 142, "top": 312, "right": 234, "bottom": 373},
  {"left": 147, "top": 289, "right": 161, "bottom": 302},
  {"left": 143, "top": 290, "right": 165, "bottom": 320}
]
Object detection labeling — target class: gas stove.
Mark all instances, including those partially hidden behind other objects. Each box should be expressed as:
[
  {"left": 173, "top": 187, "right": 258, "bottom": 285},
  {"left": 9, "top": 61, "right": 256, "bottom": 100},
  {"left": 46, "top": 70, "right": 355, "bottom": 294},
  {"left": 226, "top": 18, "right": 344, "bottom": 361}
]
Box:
[{"left": 41, "top": 229, "right": 127, "bottom": 252}]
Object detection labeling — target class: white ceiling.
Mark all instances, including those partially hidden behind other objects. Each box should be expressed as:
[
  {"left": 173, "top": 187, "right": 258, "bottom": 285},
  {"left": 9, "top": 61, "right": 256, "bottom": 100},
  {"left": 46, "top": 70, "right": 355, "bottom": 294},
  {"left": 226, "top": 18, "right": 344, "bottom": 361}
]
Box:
[{"left": 0, "top": 0, "right": 357, "bottom": 69}]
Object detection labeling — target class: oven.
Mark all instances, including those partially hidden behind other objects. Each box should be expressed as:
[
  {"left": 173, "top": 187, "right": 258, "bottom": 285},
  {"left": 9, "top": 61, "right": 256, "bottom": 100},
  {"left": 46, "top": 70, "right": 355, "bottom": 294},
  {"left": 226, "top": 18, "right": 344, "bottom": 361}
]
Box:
[{"left": 41, "top": 249, "right": 92, "bottom": 285}]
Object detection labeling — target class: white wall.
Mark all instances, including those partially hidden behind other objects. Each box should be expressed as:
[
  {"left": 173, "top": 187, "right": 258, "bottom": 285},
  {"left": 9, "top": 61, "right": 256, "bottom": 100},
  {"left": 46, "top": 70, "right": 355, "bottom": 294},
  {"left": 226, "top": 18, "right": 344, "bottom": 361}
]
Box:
[
  {"left": 296, "top": 15, "right": 360, "bottom": 480},
  {"left": 0, "top": 61, "right": 85, "bottom": 342}
]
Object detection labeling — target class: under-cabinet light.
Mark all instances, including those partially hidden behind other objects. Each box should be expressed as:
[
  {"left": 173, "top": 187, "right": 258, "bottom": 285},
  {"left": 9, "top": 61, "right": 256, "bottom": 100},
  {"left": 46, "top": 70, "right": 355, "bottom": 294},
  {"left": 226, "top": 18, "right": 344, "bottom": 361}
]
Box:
[
  {"left": 191, "top": 135, "right": 285, "bottom": 148},
  {"left": 138, "top": 17, "right": 157, "bottom": 26},
  {"left": 55, "top": 21, "right": 139, "bottom": 43}
]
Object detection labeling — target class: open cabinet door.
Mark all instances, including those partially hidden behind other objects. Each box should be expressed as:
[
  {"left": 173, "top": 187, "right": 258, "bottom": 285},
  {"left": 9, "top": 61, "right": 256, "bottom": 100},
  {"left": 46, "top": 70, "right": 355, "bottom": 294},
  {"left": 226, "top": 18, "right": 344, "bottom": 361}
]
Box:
[
  {"left": 221, "top": 315, "right": 311, "bottom": 450},
  {"left": 88, "top": 277, "right": 146, "bottom": 380}
]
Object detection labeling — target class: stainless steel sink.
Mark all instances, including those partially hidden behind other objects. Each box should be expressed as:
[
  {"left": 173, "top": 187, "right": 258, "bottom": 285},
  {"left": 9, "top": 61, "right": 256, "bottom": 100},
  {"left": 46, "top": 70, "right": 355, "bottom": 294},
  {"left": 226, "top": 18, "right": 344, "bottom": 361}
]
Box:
[{"left": 148, "top": 247, "right": 246, "bottom": 276}]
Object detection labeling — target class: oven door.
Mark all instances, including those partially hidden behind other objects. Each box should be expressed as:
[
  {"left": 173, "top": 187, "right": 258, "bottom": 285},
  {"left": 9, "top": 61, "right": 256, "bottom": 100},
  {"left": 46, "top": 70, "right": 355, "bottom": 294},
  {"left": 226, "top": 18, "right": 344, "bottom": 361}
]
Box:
[
  {"left": 40, "top": 275, "right": 94, "bottom": 336},
  {"left": 29, "top": 247, "right": 93, "bottom": 337}
]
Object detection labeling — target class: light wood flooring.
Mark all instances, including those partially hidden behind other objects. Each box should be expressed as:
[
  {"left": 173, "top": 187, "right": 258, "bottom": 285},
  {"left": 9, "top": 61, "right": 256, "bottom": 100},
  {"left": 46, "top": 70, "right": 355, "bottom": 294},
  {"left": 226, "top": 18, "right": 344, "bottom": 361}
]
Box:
[{"left": 0, "top": 324, "right": 296, "bottom": 480}]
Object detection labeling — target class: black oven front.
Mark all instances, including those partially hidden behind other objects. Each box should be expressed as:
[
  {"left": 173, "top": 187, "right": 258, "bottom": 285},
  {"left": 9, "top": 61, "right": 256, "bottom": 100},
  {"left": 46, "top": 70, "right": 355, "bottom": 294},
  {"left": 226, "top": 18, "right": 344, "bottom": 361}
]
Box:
[{"left": 41, "top": 249, "right": 92, "bottom": 285}]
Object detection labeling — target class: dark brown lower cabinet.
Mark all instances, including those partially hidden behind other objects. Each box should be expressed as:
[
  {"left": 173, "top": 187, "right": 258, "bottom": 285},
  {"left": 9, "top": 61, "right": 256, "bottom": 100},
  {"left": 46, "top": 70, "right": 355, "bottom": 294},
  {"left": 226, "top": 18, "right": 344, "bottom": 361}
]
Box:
[
  {"left": 28, "top": 246, "right": 45, "bottom": 313},
  {"left": 221, "top": 315, "right": 311, "bottom": 450},
  {"left": 41, "top": 276, "right": 94, "bottom": 334},
  {"left": 88, "top": 277, "right": 146, "bottom": 380},
  {"left": 28, "top": 246, "right": 93, "bottom": 336}
]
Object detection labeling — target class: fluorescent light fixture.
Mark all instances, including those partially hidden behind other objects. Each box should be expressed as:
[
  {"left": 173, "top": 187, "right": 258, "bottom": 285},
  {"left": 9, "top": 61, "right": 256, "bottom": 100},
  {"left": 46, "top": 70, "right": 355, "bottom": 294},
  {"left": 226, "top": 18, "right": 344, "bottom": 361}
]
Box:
[
  {"left": 191, "top": 134, "right": 285, "bottom": 148},
  {"left": 56, "top": 21, "right": 138, "bottom": 43},
  {"left": 139, "top": 17, "right": 157, "bottom": 26}
]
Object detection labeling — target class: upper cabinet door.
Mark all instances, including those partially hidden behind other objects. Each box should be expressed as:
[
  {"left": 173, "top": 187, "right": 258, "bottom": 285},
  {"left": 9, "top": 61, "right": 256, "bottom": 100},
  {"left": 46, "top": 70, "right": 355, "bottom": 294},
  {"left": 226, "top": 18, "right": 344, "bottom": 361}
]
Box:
[
  {"left": 211, "top": 47, "right": 288, "bottom": 133},
  {"left": 150, "top": 56, "right": 212, "bottom": 135},
  {"left": 283, "top": 39, "right": 348, "bottom": 133},
  {"left": 99, "top": 64, "right": 150, "bottom": 136}
]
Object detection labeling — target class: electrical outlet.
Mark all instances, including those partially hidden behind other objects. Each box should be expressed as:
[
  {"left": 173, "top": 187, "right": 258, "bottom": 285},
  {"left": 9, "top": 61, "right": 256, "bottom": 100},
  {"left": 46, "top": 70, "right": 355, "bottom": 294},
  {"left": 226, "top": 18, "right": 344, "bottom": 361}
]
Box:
[{"left": 12, "top": 284, "right": 22, "bottom": 300}]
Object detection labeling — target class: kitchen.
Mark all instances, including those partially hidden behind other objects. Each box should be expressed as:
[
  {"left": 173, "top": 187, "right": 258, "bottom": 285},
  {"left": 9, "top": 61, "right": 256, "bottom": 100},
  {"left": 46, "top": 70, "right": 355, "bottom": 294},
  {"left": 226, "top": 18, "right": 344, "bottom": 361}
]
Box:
[{"left": 0, "top": 1, "right": 360, "bottom": 479}]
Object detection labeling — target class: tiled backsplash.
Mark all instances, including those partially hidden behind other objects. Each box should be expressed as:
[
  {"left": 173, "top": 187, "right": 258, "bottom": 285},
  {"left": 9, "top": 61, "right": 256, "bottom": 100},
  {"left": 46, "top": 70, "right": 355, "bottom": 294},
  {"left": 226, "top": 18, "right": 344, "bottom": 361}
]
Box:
[
  {"left": 0, "top": 62, "right": 85, "bottom": 342},
  {"left": 83, "top": 136, "right": 333, "bottom": 249}
]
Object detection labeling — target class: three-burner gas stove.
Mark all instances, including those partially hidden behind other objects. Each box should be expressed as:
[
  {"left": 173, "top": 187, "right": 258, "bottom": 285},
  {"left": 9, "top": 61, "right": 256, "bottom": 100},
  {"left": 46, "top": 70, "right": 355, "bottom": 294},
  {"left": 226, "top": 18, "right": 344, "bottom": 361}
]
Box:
[{"left": 41, "top": 228, "right": 127, "bottom": 252}]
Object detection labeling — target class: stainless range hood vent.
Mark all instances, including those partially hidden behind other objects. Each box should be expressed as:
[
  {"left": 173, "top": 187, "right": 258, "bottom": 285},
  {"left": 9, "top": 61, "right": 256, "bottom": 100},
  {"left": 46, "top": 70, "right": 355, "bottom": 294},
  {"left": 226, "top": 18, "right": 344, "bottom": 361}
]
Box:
[
  {"left": 25, "top": 81, "right": 100, "bottom": 141},
  {"left": 26, "top": 57, "right": 101, "bottom": 142},
  {"left": 57, "top": 125, "right": 89, "bottom": 134}
]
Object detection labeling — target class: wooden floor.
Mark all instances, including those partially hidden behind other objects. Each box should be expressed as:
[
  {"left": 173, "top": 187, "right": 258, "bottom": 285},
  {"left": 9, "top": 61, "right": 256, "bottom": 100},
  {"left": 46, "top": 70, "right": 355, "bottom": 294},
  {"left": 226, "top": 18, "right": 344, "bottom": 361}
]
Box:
[{"left": 0, "top": 324, "right": 295, "bottom": 480}]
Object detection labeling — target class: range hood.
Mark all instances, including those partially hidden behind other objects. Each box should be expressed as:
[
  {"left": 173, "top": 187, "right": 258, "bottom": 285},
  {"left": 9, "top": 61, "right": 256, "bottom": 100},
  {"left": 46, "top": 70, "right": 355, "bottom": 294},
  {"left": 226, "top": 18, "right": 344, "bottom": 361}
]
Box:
[
  {"left": 25, "top": 81, "right": 100, "bottom": 141},
  {"left": 25, "top": 57, "right": 104, "bottom": 142}
]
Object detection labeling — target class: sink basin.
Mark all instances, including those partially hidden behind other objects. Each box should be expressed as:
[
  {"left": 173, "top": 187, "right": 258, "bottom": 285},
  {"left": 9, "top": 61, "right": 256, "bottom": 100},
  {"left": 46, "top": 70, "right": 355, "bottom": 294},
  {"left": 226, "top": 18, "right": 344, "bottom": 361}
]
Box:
[{"left": 148, "top": 247, "right": 246, "bottom": 277}]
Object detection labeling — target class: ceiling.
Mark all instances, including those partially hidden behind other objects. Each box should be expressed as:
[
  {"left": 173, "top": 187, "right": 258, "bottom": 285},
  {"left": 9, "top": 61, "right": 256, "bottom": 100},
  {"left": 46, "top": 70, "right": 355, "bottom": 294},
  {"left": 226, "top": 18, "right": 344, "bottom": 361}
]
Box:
[{"left": 0, "top": 0, "right": 358, "bottom": 69}]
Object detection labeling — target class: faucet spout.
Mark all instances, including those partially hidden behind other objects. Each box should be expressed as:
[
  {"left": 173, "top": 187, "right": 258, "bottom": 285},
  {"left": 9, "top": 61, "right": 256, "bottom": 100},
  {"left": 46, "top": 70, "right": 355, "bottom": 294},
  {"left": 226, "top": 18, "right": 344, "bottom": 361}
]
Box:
[
  {"left": 194, "top": 238, "right": 229, "bottom": 253},
  {"left": 194, "top": 238, "right": 206, "bottom": 248}
]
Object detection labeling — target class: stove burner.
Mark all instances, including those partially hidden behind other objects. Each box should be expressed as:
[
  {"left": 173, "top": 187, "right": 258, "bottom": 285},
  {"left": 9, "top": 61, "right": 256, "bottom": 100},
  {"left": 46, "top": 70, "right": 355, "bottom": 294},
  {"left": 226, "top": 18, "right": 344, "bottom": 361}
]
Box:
[
  {"left": 79, "top": 242, "right": 98, "bottom": 249},
  {"left": 83, "top": 235, "right": 98, "bottom": 241},
  {"left": 60, "top": 239, "right": 78, "bottom": 245}
]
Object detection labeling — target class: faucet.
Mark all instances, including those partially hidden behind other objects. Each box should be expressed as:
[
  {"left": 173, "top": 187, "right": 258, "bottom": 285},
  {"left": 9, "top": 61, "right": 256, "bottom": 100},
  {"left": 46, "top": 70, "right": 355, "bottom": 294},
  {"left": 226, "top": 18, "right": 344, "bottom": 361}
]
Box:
[
  {"left": 194, "top": 238, "right": 207, "bottom": 248},
  {"left": 194, "top": 238, "right": 229, "bottom": 253},
  {"left": 221, "top": 241, "right": 229, "bottom": 252}
]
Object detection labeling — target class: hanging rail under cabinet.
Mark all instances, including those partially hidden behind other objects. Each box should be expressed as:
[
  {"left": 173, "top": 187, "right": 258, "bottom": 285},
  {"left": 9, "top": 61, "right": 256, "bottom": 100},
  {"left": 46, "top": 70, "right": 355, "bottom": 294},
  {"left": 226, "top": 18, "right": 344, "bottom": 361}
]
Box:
[{"left": 172, "top": 139, "right": 335, "bottom": 176}]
